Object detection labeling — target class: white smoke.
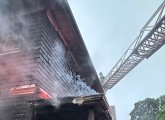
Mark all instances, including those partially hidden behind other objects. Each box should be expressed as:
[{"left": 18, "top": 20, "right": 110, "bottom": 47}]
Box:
[
  {"left": 0, "top": 0, "right": 98, "bottom": 113},
  {"left": 52, "top": 42, "right": 97, "bottom": 99},
  {"left": 73, "top": 75, "right": 97, "bottom": 96}
]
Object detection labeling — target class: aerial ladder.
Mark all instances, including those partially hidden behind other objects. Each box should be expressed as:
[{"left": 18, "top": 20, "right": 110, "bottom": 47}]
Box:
[{"left": 102, "top": 1, "right": 165, "bottom": 92}]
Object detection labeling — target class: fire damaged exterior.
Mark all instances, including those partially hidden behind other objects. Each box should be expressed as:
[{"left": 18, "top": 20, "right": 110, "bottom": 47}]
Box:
[{"left": 0, "top": 0, "right": 111, "bottom": 120}]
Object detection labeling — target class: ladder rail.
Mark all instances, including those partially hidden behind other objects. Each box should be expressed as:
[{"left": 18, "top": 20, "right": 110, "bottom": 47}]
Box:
[{"left": 103, "top": 1, "right": 165, "bottom": 91}]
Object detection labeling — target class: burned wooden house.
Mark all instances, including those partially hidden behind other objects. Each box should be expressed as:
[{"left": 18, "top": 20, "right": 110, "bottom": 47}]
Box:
[{"left": 0, "top": 0, "right": 112, "bottom": 120}]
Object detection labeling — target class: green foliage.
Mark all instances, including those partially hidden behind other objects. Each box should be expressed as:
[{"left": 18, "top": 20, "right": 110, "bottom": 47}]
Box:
[
  {"left": 156, "top": 105, "right": 165, "bottom": 120},
  {"left": 130, "top": 95, "right": 165, "bottom": 120},
  {"left": 159, "top": 95, "right": 165, "bottom": 106}
]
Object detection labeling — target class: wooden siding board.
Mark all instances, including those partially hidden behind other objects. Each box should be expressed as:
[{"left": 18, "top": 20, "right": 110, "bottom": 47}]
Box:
[
  {"left": 35, "top": 11, "right": 78, "bottom": 98},
  {"left": 0, "top": 10, "right": 98, "bottom": 101}
]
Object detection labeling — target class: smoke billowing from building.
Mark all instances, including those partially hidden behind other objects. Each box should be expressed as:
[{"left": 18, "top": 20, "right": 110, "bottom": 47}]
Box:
[
  {"left": 0, "top": 0, "right": 113, "bottom": 120},
  {"left": 0, "top": 0, "right": 97, "bottom": 104}
]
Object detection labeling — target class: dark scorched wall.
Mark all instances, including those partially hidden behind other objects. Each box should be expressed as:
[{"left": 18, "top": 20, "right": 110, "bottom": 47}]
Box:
[{"left": 0, "top": 5, "right": 97, "bottom": 101}]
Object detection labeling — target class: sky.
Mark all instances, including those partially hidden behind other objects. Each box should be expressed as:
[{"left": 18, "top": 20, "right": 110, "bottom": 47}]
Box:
[{"left": 68, "top": 0, "right": 165, "bottom": 120}]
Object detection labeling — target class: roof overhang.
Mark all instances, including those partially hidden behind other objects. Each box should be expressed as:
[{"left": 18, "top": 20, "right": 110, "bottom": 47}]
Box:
[
  {"left": 35, "top": 94, "right": 112, "bottom": 120},
  {"left": 0, "top": 94, "right": 111, "bottom": 120}
]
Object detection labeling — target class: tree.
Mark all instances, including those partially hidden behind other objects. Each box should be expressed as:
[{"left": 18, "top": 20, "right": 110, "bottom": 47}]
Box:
[
  {"left": 159, "top": 95, "right": 165, "bottom": 106},
  {"left": 130, "top": 98, "right": 159, "bottom": 120},
  {"left": 130, "top": 95, "right": 165, "bottom": 120},
  {"left": 156, "top": 105, "right": 165, "bottom": 120}
]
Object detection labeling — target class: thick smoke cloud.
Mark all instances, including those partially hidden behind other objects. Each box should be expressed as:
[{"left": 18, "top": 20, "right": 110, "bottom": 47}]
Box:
[
  {"left": 0, "top": 1, "right": 33, "bottom": 119},
  {"left": 0, "top": 1, "right": 97, "bottom": 117}
]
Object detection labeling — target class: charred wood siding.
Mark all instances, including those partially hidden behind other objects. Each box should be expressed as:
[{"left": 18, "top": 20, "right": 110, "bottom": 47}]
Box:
[
  {"left": 27, "top": 11, "right": 78, "bottom": 98},
  {"left": 0, "top": 10, "right": 96, "bottom": 102}
]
